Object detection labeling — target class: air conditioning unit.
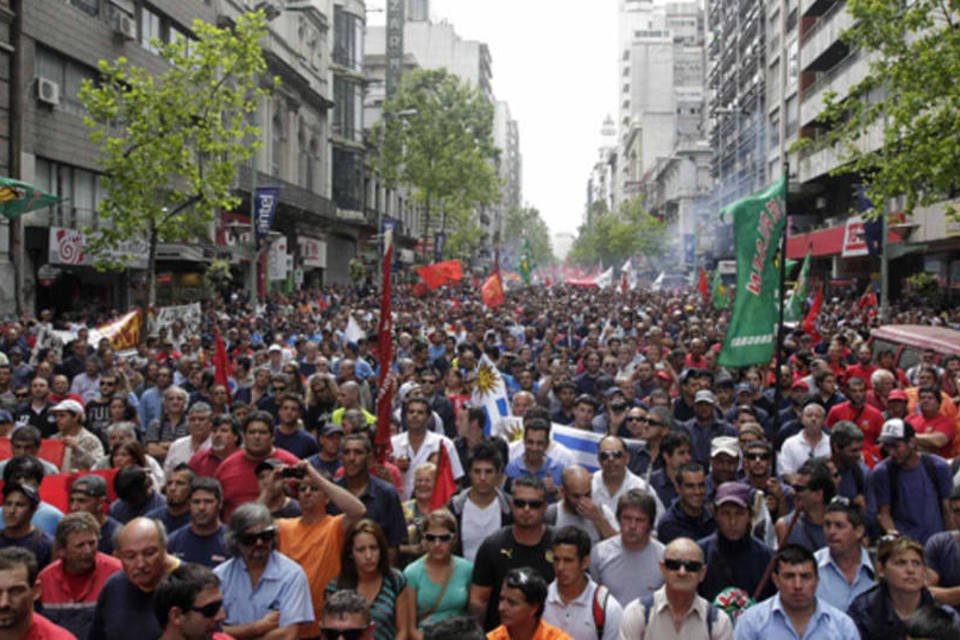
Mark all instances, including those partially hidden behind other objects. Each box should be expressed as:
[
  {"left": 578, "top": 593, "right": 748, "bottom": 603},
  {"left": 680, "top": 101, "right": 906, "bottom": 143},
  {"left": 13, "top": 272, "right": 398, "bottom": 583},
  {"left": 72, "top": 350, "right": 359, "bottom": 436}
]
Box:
[
  {"left": 114, "top": 13, "right": 137, "bottom": 40},
  {"left": 36, "top": 78, "right": 60, "bottom": 106}
]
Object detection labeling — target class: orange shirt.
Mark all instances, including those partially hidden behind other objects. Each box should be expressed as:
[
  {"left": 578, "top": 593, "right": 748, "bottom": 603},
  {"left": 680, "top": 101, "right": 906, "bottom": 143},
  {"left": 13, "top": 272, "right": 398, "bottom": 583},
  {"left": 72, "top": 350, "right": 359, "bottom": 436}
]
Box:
[
  {"left": 487, "top": 620, "right": 573, "bottom": 640},
  {"left": 277, "top": 514, "right": 347, "bottom": 638}
]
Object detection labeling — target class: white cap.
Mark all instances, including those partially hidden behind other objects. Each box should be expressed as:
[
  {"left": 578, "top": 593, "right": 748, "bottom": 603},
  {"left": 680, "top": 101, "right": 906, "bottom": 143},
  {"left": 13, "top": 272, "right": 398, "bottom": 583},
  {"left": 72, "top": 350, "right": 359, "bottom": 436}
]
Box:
[{"left": 51, "top": 399, "right": 85, "bottom": 416}]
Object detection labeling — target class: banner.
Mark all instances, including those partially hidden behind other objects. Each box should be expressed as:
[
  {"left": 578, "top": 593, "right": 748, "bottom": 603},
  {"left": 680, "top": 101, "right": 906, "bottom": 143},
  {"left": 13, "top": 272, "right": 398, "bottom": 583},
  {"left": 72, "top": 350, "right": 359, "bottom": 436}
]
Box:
[
  {"left": 784, "top": 246, "right": 811, "bottom": 322},
  {"left": 95, "top": 310, "right": 142, "bottom": 351},
  {"left": 375, "top": 229, "right": 395, "bottom": 463},
  {"left": 416, "top": 260, "right": 462, "bottom": 290},
  {"left": 253, "top": 187, "right": 280, "bottom": 245},
  {"left": 150, "top": 302, "right": 202, "bottom": 335},
  {"left": 718, "top": 176, "right": 788, "bottom": 367},
  {"left": 472, "top": 353, "right": 510, "bottom": 435}
]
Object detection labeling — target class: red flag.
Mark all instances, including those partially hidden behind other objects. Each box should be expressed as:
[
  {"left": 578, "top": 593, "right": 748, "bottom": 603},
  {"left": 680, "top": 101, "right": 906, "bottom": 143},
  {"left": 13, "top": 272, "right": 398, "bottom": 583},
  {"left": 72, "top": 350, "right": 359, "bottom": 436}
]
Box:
[
  {"left": 857, "top": 287, "right": 878, "bottom": 308},
  {"left": 436, "top": 259, "right": 463, "bottom": 282},
  {"left": 375, "top": 230, "right": 395, "bottom": 463},
  {"left": 481, "top": 272, "right": 505, "bottom": 308},
  {"left": 429, "top": 443, "right": 457, "bottom": 510},
  {"left": 416, "top": 264, "right": 448, "bottom": 290},
  {"left": 803, "top": 284, "right": 823, "bottom": 343},
  {"left": 698, "top": 267, "right": 710, "bottom": 302},
  {"left": 620, "top": 270, "right": 628, "bottom": 296},
  {"left": 213, "top": 331, "right": 233, "bottom": 401}
]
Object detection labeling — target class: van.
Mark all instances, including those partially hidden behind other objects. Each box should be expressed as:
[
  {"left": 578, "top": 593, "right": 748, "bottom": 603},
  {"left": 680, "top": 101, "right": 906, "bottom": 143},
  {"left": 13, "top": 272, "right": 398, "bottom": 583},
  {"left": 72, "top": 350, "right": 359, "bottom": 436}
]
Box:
[{"left": 868, "top": 324, "right": 960, "bottom": 371}]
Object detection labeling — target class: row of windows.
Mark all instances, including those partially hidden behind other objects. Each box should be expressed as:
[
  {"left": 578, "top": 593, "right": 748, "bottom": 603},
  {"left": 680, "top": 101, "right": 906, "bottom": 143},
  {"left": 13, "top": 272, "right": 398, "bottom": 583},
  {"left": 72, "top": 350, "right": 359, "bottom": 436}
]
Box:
[
  {"left": 332, "top": 6, "right": 364, "bottom": 72},
  {"left": 33, "top": 158, "right": 105, "bottom": 230}
]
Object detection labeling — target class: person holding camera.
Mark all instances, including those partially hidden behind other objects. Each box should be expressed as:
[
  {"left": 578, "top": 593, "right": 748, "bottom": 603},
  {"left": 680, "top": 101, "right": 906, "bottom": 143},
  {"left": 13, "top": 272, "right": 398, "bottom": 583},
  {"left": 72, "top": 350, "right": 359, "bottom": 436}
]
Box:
[{"left": 275, "top": 459, "right": 366, "bottom": 639}]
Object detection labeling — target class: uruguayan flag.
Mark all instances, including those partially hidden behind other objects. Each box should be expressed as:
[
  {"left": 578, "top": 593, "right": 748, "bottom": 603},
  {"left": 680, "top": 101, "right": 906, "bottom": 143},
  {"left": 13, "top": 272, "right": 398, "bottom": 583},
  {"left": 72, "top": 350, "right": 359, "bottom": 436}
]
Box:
[
  {"left": 472, "top": 354, "right": 510, "bottom": 435},
  {"left": 550, "top": 424, "right": 645, "bottom": 472}
]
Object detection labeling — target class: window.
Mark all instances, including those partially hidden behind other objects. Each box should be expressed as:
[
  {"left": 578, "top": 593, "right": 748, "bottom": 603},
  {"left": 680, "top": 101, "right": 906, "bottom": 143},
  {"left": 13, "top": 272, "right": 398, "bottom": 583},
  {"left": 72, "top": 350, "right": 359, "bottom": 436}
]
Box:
[
  {"left": 271, "top": 105, "right": 287, "bottom": 178},
  {"left": 769, "top": 110, "right": 780, "bottom": 153},
  {"left": 333, "top": 6, "right": 363, "bottom": 71},
  {"left": 141, "top": 6, "right": 162, "bottom": 54},
  {"left": 35, "top": 158, "right": 104, "bottom": 228},
  {"left": 333, "top": 77, "right": 363, "bottom": 142},
  {"left": 68, "top": 0, "right": 99, "bottom": 16},
  {"left": 332, "top": 148, "right": 364, "bottom": 211},
  {"left": 35, "top": 48, "right": 96, "bottom": 117},
  {"left": 785, "top": 95, "right": 798, "bottom": 137}
]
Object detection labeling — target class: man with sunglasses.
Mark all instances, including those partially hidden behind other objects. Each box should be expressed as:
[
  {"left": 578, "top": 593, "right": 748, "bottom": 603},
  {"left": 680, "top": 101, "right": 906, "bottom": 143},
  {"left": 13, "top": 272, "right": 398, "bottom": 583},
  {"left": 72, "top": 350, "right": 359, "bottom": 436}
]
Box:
[
  {"left": 591, "top": 435, "right": 664, "bottom": 522},
  {"left": 470, "top": 476, "right": 556, "bottom": 631},
  {"left": 153, "top": 562, "right": 228, "bottom": 640},
  {"left": 619, "top": 537, "right": 733, "bottom": 639},
  {"left": 215, "top": 503, "right": 313, "bottom": 639},
  {"left": 319, "top": 589, "right": 375, "bottom": 640},
  {"left": 741, "top": 440, "right": 793, "bottom": 522}
]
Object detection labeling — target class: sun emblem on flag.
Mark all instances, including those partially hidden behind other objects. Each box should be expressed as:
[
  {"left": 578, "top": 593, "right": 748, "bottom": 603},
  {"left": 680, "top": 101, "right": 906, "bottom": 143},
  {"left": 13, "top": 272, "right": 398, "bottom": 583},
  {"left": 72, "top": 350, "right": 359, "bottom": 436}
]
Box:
[{"left": 475, "top": 361, "right": 499, "bottom": 394}]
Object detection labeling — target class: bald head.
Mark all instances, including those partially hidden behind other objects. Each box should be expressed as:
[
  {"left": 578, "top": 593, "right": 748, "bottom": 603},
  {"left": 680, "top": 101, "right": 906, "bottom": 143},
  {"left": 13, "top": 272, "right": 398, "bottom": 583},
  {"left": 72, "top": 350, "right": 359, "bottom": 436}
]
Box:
[
  {"left": 664, "top": 537, "right": 703, "bottom": 562},
  {"left": 115, "top": 517, "right": 171, "bottom": 592}
]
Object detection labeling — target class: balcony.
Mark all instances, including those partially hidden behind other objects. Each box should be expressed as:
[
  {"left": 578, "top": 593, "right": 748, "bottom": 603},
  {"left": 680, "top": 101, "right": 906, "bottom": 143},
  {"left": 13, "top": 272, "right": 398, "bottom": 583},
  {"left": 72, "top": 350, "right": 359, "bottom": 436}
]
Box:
[
  {"left": 802, "top": 0, "right": 839, "bottom": 18},
  {"left": 796, "top": 120, "right": 883, "bottom": 181},
  {"left": 800, "top": 2, "right": 854, "bottom": 73},
  {"left": 800, "top": 50, "right": 870, "bottom": 126}
]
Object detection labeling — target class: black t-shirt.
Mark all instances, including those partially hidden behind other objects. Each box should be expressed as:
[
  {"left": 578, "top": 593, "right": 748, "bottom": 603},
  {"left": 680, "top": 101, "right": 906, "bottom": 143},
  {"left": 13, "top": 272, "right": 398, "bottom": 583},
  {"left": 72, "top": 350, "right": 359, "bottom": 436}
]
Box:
[{"left": 471, "top": 525, "right": 555, "bottom": 631}]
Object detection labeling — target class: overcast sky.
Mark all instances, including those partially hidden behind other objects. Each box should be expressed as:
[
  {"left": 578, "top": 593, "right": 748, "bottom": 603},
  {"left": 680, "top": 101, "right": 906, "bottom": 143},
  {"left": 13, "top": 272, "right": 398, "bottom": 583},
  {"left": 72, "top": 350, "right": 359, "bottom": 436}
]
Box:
[{"left": 367, "top": 1, "right": 619, "bottom": 237}]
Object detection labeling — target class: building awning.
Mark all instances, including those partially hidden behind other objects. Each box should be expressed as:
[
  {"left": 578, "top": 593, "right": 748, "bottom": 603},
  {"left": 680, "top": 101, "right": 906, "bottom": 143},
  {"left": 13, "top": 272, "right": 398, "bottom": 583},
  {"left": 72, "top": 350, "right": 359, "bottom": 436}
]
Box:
[{"left": 786, "top": 218, "right": 903, "bottom": 259}]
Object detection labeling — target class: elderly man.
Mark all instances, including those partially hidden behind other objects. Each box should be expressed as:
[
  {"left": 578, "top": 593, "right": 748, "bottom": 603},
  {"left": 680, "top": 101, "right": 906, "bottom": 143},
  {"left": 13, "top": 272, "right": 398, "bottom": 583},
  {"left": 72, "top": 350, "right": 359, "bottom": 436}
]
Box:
[
  {"left": 89, "top": 517, "right": 181, "bottom": 640},
  {"left": 153, "top": 563, "right": 227, "bottom": 640},
  {"left": 50, "top": 399, "right": 103, "bottom": 473},
  {"left": 546, "top": 466, "right": 618, "bottom": 543},
  {"left": 145, "top": 385, "right": 191, "bottom": 463},
  {"left": 214, "top": 503, "right": 313, "bottom": 639},
  {"left": 69, "top": 356, "right": 101, "bottom": 405},
  {"left": 165, "top": 402, "right": 214, "bottom": 477},
  {"left": 38, "top": 512, "right": 123, "bottom": 639},
  {"left": 619, "top": 537, "right": 733, "bottom": 638}
]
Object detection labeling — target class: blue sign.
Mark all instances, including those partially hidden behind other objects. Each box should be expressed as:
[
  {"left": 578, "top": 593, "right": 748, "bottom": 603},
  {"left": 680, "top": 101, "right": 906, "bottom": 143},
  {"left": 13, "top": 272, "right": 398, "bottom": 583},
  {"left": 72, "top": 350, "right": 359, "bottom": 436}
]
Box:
[
  {"left": 683, "top": 233, "right": 696, "bottom": 265},
  {"left": 434, "top": 232, "right": 446, "bottom": 262},
  {"left": 254, "top": 187, "right": 280, "bottom": 245}
]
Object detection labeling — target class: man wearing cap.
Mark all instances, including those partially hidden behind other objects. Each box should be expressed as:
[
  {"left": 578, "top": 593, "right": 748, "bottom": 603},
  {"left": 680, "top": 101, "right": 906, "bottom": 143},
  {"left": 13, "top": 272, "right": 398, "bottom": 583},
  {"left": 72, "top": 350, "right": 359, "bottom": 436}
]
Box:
[
  {"left": 38, "top": 511, "right": 123, "bottom": 639},
  {"left": 697, "top": 481, "right": 775, "bottom": 602},
  {"left": 188, "top": 413, "right": 242, "bottom": 478},
  {"left": 707, "top": 436, "right": 741, "bottom": 498},
  {"left": 50, "top": 398, "right": 104, "bottom": 473},
  {"left": 679, "top": 389, "right": 736, "bottom": 467},
  {"left": 874, "top": 417, "right": 953, "bottom": 543},
  {"left": 778, "top": 401, "right": 830, "bottom": 484},
  {"left": 884, "top": 387, "right": 911, "bottom": 421},
  {"left": 69, "top": 475, "right": 122, "bottom": 555},
  {"left": 307, "top": 422, "right": 343, "bottom": 477},
  {"left": 0, "top": 482, "right": 52, "bottom": 569}
]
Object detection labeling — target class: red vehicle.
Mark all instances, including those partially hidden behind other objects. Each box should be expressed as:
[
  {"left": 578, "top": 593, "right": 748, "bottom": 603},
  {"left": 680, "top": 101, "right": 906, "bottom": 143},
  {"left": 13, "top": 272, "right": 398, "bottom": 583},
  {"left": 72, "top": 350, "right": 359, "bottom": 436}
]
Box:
[{"left": 869, "top": 325, "right": 960, "bottom": 370}]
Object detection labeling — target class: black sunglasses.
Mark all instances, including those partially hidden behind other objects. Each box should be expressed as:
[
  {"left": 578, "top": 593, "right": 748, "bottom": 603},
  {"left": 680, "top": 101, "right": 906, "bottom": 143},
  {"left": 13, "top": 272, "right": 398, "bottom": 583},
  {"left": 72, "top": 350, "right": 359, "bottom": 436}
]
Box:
[
  {"left": 663, "top": 558, "right": 704, "bottom": 572},
  {"left": 599, "top": 450, "right": 625, "bottom": 462},
  {"left": 321, "top": 628, "right": 368, "bottom": 640},
  {"left": 513, "top": 498, "right": 545, "bottom": 510},
  {"left": 625, "top": 416, "right": 647, "bottom": 423},
  {"left": 424, "top": 533, "right": 454, "bottom": 543},
  {"left": 189, "top": 600, "right": 223, "bottom": 618},
  {"left": 238, "top": 527, "right": 277, "bottom": 546},
  {"left": 745, "top": 453, "right": 771, "bottom": 461},
  {"left": 791, "top": 483, "right": 810, "bottom": 492}
]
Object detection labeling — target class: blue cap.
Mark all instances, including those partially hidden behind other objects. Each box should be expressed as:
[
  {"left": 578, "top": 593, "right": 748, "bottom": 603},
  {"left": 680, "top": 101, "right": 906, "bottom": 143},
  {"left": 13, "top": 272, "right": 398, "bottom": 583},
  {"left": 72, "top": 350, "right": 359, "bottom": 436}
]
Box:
[{"left": 0, "top": 410, "right": 12, "bottom": 423}]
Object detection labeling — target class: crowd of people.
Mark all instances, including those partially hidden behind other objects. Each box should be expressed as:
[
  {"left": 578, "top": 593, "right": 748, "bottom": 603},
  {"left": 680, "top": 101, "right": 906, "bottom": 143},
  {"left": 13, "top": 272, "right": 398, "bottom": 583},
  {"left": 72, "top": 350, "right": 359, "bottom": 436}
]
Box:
[{"left": 0, "top": 281, "right": 957, "bottom": 639}]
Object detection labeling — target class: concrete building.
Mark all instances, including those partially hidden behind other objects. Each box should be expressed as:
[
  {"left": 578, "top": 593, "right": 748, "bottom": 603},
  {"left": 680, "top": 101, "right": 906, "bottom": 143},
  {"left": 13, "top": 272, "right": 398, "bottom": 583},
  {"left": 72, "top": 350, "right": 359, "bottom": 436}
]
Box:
[
  {"left": 494, "top": 100, "right": 521, "bottom": 243},
  {"left": 586, "top": 116, "right": 618, "bottom": 221}
]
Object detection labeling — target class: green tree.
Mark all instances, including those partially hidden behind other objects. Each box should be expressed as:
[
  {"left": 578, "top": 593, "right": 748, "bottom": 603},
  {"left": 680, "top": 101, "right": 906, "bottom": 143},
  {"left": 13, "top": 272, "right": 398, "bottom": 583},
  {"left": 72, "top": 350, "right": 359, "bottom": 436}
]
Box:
[
  {"left": 79, "top": 11, "right": 274, "bottom": 306},
  {"left": 375, "top": 69, "right": 500, "bottom": 255},
  {"left": 816, "top": 0, "right": 960, "bottom": 217},
  {"left": 504, "top": 206, "right": 554, "bottom": 266},
  {"left": 569, "top": 197, "right": 666, "bottom": 266}
]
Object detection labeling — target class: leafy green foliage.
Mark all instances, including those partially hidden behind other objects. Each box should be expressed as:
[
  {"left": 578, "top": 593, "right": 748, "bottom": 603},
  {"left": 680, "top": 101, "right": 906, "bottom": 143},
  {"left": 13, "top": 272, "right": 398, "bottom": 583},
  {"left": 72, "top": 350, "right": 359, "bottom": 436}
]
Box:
[
  {"left": 818, "top": 0, "right": 960, "bottom": 218},
  {"left": 204, "top": 258, "right": 233, "bottom": 296},
  {"left": 373, "top": 69, "right": 499, "bottom": 246},
  {"left": 568, "top": 197, "right": 667, "bottom": 266},
  {"left": 79, "top": 11, "right": 275, "bottom": 304},
  {"left": 504, "top": 206, "right": 554, "bottom": 266}
]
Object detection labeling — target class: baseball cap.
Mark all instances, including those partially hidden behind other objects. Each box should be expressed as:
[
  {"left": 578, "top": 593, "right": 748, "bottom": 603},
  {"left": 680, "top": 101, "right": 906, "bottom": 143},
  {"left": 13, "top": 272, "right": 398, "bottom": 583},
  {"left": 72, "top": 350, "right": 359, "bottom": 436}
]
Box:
[
  {"left": 3, "top": 482, "right": 39, "bottom": 508},
  {"left": 655, "top": 370, "right": 673, "bottom": 382},
  {"left": 878, "top": 418, "right": 915, "bottom": 443},
  {"left": 711, "top": 436, "right": 740, "bottom": 459},
  {"left": 694, "top": 390, "right": 718, "bottom": 406},
  {"left": 51, "top": 399, "right": 84, "bottom": 415},
  {"left": 714, "top": 482, "right": 751, "bottom": 508},
  {"left": 71, "top": 475, "right": 108, "bottom": 498},
  {"left": 715, "top": 374, "right": 735, "bottom": 389},
  {"left": 321, "top": 422, "right": 344, "bottom": 437},
  {"left": 791, "top": 380, "right": 810, "bottom": 392},
  {"left": 254, "top": 459, "right": 282, "bottom": 476},
  {"left": 267, "top": 344, "right": 283, "bottom": 353},
  {"left": 603, "top": 387, "right": 625, "bottom": 399},
  {"left": 887, "top": 389, "right": 908, "bottom": 402},
  {"left": 734, "top": 383, "right": 753, "bottom": 395}
]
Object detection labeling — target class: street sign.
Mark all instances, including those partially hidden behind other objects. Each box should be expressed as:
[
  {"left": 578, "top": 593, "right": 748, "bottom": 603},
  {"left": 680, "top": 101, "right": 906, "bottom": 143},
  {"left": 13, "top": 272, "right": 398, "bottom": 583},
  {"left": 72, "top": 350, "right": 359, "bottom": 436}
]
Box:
[{"left": 293, "top": 268, "right": 304, "bottom": 287}]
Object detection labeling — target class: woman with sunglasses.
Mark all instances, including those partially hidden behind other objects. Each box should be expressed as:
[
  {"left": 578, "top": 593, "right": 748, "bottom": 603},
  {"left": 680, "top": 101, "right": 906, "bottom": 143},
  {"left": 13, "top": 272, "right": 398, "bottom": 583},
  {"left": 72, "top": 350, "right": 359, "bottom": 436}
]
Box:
[
  {"left": 848, "top": 534, "right": 960, "bottom": 639},
  {"left": 326, "top": 519, "right": 414, "bottom": 640},
  {"left": 402, "top": 509, "right": 473, "bottom": 636}
]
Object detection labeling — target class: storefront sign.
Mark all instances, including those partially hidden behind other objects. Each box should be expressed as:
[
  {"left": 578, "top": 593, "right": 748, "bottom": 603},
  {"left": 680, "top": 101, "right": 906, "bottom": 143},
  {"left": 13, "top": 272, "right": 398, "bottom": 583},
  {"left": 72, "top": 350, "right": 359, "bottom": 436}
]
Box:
[
  {"left": 841, "top": 215, "right": 869, "bottom": 257},
  {"left": 268, "top": 236, "right": 291, "bottom": 281},
  {"left": 298, "top": 236, "right": 327, "bottom": 268},
  {"left": 48, "top": 227, "right": 147, "bottom": 269}
]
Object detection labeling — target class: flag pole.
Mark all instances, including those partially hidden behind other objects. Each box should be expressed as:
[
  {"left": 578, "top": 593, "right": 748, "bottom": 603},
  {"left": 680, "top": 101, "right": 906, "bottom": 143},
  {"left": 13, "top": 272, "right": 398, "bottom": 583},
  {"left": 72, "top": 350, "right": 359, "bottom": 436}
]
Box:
[{"left": 773, "top": 161, "right": 789, "bottom": 440}]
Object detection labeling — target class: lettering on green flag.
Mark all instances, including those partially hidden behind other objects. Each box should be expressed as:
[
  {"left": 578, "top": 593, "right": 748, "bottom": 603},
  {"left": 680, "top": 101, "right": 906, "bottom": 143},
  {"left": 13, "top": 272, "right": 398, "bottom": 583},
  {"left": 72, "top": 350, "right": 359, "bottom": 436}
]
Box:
[{"left": 718, "top": 176, "right": 788, "bottom": 367}]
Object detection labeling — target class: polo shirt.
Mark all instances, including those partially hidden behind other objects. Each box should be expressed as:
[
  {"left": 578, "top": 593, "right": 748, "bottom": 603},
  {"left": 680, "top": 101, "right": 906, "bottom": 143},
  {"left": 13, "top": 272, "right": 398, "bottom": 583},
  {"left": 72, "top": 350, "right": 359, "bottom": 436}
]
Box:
[
  {"left": 619, "top": 585, "right": 734, "bottom": 639},
  {"left": 591, "top": 469, "right": 665, "bottom": 522},
  {"left": 504, "top": 454, "right": 564, "bottom": 491},
  {"left": 38, "top": 552, "right": 122, "bottom": 640},
  {"left": 814, "top": 546, "right": 875, "bottom": 612},
  {"left": 328, "top": 475, "right": 405, "bottom": 546},
  {"left": 390, "top": 430, "right": 464, "bottom": 500},
  {"left": 733, "top": 594, "right": 859, "bottom": 640},
  {"left": 214, "top": 550, "right": 313, "bottom": 629},
  {"left": 167, "top": 523, "right": 228, "bottom": 567},
  {"left": 273, "top": 427, "right": 319, "bottom": 459},
  {"left": 542, "top": 577, "right": 623, "bottom": 640},
  {"left": 215, "top": 447, "right": 300, "bottom": 519},
  {"left": 21, "top": 613, "right": 75, "bottom": 640}
]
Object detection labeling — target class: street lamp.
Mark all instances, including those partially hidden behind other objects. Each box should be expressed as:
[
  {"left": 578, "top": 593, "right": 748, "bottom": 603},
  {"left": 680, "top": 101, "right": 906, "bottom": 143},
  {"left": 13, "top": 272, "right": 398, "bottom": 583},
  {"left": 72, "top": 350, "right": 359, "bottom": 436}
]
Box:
[{"left": 376, "top": 107, "right": 418, "bottom": 289}]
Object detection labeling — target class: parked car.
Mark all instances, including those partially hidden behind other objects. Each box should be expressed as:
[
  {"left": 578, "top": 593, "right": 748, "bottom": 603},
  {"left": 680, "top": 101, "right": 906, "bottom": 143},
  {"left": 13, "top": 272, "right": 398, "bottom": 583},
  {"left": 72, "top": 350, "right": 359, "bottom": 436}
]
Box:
[{"left": 868, "top": 324, "right": 960, "bottom": 370}]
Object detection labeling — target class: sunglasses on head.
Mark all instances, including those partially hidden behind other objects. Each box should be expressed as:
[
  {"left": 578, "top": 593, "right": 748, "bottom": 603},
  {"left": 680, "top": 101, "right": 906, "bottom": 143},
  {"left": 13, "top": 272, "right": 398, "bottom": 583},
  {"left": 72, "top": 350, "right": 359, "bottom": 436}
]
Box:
[
  {"left": 238, "top": 527, "right": 277, "bottom": 546},
  {"left": 320, "top": 627, "right": 368, "bottom": 640},
  {"left": 663, "top": 558, "right": 704, "bottom": 572},
  {"left": 513, "top": 498, "right": 545, "bottom": 510},
  {"left": 599, "top": 450, "right": 624, "bottom": 462},
  {"left": 188, "top": 600, "right": 223, "bottom": 618},
  {"left": 424, "top": 532, "right": 454, "bottom": 543}
]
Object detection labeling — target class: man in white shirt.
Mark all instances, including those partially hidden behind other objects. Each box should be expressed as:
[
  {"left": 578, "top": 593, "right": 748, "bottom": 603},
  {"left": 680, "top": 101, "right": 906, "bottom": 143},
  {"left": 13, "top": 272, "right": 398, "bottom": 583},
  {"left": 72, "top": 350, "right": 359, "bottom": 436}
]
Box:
[
  {"left": 543, "top": 525, "right": 622, "bottom": 640},
  {"left": 448, "top": 441, "right": 513, "bottom": 563},
  {"left": 391, "top": 396, "right": 462, "bottom": 500},
  {"left": 591, "top": 435, "right": 664, "bottom": 522},
  {"left": 163, "top": 402, "right": 213, "bottom": 477},
  {"left": 779, "top": 401, "right": 831, "bottom": 483},
  {"left": 590, "top": 489, "right": 665, "bottom": 607}
]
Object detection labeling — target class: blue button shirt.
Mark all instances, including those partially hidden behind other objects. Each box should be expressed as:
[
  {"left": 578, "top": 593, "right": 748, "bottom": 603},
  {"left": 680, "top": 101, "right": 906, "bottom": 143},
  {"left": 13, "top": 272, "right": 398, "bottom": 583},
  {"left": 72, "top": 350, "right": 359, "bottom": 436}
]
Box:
[
  {"left": 734, "top": 594, "right": 860, "bottom": 640},
  {"left": 814, "top": 546, "right": 875, "bottom": 612},
  {"left": 214, "top": 549, "right": 314, "bottom": 629},
  {"left": 504, "top": 454, "right": 564, "bottom": 488}
]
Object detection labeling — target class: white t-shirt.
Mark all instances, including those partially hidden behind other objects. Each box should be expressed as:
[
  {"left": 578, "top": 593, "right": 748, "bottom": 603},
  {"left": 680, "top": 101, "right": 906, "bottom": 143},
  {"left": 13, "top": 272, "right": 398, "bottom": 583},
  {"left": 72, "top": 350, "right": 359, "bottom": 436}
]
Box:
[{"left": 460, "top": 498, "right": 502, "bottom": 563}]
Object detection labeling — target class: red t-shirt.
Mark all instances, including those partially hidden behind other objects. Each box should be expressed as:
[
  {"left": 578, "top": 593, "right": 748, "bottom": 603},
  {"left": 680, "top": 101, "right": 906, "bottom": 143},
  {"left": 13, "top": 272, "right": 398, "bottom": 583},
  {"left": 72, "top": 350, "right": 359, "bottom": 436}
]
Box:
[
  {"left": 188, "top": 448, "right": 230, "bottom": 478},
  {"left": 215, "top": 448, "right": 300, "bottom": 518},
  {"left": 908, "top": 412, "right": 957, "bottom": 459},
  {"left": 25, "top": 613, "right": 76, "bottom": 640},
  {"left": 845, "top": 364, "right": 877, "bottom": 388},
  {"left": 826, "top": 401, "right": 885, "bottom": 467}
]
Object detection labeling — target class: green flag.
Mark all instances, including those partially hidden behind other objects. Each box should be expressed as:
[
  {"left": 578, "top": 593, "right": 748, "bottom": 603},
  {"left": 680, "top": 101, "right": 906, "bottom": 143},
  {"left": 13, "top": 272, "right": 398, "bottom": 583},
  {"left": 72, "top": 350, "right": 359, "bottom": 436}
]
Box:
[
  {"left": 784, "top": 246, "right": 811, "bottom": 322},
  {"left": 519, "top": 238, "right": 534, "bottom": 284},
  {"left": 0, "top": 177, "right": 60, "bottom": 219},
  {"left": 712, "top": 270, "right": 729, "bottom": 310},
  {"left": 718, "top": 176, "right": 788, "bottom": 367}
]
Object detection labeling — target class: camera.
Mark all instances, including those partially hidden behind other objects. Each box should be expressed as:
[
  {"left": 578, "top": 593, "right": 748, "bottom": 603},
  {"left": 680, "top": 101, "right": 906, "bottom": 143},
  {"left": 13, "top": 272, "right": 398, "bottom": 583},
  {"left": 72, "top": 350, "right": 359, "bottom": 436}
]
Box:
[{"left": 280, "top": 467, "right": 306, "bottom": 479}]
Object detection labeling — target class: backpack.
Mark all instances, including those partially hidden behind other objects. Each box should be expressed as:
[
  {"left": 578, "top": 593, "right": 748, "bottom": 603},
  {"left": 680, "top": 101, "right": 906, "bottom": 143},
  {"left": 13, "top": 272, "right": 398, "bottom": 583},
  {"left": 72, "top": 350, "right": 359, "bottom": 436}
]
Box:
[
  {"left": 888, "top": 453, "right": 946, "bottom": 513},
  {"left": 592, "top": 584, "right": 610, "bottom": 639},
  {"left": 640, "top": 593, "right": 717, "bottom": 639}
]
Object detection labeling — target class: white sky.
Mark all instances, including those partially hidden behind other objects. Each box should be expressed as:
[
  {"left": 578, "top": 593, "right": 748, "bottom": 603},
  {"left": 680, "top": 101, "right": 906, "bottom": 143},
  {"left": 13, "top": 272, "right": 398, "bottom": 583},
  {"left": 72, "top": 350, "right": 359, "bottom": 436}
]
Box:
[{"left": 366, "top": 1, "right": 619, "bottom": 237}]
